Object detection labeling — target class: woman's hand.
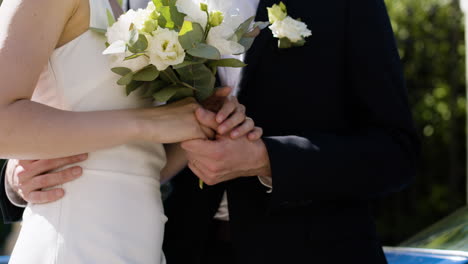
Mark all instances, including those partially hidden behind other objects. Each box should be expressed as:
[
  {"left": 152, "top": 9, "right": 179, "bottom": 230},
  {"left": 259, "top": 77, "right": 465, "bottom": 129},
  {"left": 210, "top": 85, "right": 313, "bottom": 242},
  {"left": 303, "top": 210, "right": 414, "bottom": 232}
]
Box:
[
  {"left": 200, "top": 87, "right": 263, "bottom": 140},
  {"left": 135, "top": 98, "right": 214, "bottom": 144}
]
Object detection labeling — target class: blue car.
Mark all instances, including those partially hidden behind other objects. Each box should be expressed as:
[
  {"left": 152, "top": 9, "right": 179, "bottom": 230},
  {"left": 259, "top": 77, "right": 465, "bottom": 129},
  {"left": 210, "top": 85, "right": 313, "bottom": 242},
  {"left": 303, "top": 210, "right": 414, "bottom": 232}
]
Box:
[{"left": 385, "top": 206, "right": 468, "bottom": 264}]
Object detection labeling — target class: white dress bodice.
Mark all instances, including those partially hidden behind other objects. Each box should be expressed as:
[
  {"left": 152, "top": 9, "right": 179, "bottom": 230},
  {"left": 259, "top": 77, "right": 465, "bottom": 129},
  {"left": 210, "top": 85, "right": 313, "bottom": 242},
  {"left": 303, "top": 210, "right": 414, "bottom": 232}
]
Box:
[
  {"left": 9, "top": 1, "right": 168, "bottom": 263},
  {"left": 32, "top": 1, "right": 166, "bottom": 178}
]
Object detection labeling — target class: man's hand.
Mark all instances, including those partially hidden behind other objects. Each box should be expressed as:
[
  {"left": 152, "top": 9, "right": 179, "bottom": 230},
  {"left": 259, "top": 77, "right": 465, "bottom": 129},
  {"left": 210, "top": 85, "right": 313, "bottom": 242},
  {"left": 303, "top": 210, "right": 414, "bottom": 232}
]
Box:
[
  {"left": 181, "top": 136, "right": 272, "bottom": 186},
  {"left": 6, "top": 154, "right": 88, "bottom": 204},
  {"left": 201, "top": 87, "right": 263, "bottom": 140}
]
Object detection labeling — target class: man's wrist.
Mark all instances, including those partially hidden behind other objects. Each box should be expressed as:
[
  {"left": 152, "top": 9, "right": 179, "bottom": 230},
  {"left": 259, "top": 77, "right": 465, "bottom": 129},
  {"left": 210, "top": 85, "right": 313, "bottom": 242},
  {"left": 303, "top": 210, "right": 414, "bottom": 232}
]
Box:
[{"left": 254, "top": 139, "right": 272, "bottom": 178}]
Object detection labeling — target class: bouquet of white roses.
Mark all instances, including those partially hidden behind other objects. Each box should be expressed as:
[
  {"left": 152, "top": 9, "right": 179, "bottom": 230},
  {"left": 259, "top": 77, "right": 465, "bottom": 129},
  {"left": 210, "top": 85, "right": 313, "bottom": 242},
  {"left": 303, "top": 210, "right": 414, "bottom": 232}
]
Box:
[{"left": 102, "top": 0, "right": 268, "bottom": 103}]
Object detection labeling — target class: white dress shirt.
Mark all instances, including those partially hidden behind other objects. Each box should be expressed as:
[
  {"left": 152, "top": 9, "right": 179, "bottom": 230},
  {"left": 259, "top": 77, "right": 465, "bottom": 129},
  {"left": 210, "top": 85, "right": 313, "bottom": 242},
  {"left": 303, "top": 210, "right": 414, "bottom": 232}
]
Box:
[{"left": 213, "top": 0, "right": 262, "bottom": 221}]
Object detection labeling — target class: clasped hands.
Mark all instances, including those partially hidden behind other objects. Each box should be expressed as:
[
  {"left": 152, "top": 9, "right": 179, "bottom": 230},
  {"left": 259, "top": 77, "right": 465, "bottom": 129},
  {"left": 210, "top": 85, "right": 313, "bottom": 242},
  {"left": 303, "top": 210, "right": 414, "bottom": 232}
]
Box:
[
  {"left": 184, "top": 87, "right": 272, "bottom": 187},
  {"left": 6, "top": 87, "right": 272, "bottom": 204}
]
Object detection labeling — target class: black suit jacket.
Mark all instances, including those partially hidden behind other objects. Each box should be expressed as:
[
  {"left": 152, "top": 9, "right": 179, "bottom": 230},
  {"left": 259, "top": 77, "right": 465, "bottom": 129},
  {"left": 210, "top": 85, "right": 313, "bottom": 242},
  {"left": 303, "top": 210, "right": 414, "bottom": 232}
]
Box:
[
  {"left": 0, "top": 0, "right": 419, "bottom": 263},
  {"left": 163, "top": 0, "right": 418, "bottom": 264}
]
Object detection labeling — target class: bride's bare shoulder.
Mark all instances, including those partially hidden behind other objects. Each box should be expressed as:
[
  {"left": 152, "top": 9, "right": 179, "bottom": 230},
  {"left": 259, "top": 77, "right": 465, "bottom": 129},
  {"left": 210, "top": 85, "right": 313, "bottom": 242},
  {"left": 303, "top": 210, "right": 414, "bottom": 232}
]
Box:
[
  {"left": 0, "top": 0, "right": 87, "bottom": 48},
  {"left": 0, "top": 0, "right": 79, "bottom": 16},
  {"left": 0, "top": 0, "right": 85, "bottom": 102}
]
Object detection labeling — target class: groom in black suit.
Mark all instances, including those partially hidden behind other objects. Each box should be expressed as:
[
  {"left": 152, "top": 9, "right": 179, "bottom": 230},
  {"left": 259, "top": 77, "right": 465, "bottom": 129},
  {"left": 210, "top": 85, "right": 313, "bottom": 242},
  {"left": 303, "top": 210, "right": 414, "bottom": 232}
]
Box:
[
  {"left": 0, "top": 0, "right": 418, "bottom": 263},
  {"left": 163, "top": 0, "right": 419, "bottom": 264}
]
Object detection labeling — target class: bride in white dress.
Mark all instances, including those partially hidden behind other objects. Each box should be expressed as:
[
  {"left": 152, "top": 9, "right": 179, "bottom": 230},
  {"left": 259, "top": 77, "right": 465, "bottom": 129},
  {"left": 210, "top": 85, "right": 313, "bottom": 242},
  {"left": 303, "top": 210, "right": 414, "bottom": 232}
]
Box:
[{"left": 0, "top": 0, "right": 258, "bottom": 263}]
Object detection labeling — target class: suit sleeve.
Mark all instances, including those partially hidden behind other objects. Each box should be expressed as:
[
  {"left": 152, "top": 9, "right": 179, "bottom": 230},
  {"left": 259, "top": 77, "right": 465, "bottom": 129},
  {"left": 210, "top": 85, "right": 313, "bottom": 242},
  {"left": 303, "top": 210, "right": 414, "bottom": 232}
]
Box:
[
  {"left": 263, "top": 0, "right": 420, "bottom": 209},
  {"left": 0, "top": 161, "right": 25, "bottom": 223}
]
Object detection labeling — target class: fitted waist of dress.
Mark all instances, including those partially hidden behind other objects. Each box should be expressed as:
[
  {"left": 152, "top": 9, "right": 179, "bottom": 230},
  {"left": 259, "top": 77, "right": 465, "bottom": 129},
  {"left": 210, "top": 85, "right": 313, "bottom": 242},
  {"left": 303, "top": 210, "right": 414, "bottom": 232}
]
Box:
[{"left": 76, "top": 142, "right": 167, "bottom": 180}]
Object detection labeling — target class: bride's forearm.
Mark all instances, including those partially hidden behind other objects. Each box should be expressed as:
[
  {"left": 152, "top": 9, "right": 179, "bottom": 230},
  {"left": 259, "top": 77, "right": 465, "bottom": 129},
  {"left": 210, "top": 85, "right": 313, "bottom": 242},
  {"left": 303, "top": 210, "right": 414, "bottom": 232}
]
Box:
[
  {"left": 160, "top": 143, "right": 188, "bottom": 182},
  {"left": 0, "top": 100, "right": 140, "bottom": 159}
]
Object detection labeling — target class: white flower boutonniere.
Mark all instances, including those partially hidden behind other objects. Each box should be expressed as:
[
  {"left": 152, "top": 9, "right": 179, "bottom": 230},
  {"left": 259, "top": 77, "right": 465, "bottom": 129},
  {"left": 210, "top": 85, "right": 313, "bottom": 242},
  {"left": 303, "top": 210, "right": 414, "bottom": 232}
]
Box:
[{"left": 267, "top": 2, "right": 312, "bottom": 48}]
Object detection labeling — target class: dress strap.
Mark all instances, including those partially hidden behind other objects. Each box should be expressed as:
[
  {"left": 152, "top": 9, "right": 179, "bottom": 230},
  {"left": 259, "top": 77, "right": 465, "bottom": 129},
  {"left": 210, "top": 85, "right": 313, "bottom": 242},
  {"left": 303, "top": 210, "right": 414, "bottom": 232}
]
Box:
[{"left": 89, "top": 0, "right": 124, "bottom": 30}]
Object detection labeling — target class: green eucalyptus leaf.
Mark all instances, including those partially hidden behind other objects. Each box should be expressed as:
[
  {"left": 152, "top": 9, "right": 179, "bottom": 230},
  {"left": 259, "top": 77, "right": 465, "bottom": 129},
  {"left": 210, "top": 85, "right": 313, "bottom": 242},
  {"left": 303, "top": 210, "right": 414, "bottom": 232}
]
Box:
[
  {"left": 126, "top": 81, "right": 144, "bottom": 96},
  {"left": 133, "top": 65, "right": 160, "bottom": 81},
  {"left": 144, "top": 80, "right": 168, "bottom": 97},
  {"left": 153, "top": 85, "right": 180, "bottom": 102},
  {"left": 111, "top": 67, "right": 132, "bottom": 76},
  {"left": 118, "top": 72, "right": 134, "bottom": 86},
  {"left": 176, "top": 64, "right": 215, "bottom": 101},
  {"left": 160, "top": 67, "right": 180, "bottom": 83},
  {"left": 173, "top": 58, "right": 207, "bottom": 69},
  {"left": 106, "top": 9, "right": 116, "bottom": 27},
  {"left": 207, "top": 58, "right": 247, "bottom": 68},
  {"left": 238, "top": 37, "right": 255, "bottom": 53},
  {"left": 187, "top": 43, "right": 221, "bottom": 60},
  {"left": 253, "top": 21, "right": 270, "bottom": 30},
  {"left": 128, "top": 34, "right": 149, "bottom": 53},
  {"left": 179, "top": 21, "right": 204, "bottom": 50},
  {"left": 168, "top": 87, "right": 195, "bottom": 103},
  {"left": 235, "top": 16, "right": 255, "bottom": 41}
]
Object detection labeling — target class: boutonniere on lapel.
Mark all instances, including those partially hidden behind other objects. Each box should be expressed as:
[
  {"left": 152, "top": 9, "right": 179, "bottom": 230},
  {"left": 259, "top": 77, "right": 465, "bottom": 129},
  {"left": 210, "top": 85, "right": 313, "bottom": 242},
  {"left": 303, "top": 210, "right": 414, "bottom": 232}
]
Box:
[{"left": 267, "top": 2, "right": 312, "bottom": 48}]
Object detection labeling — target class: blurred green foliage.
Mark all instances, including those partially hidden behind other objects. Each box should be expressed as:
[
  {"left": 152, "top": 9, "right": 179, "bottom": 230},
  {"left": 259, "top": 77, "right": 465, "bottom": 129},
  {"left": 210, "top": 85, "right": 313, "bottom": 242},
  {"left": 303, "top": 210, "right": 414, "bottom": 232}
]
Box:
[{"left": 376, "top": 0, "right": 467, "bottom": 245}]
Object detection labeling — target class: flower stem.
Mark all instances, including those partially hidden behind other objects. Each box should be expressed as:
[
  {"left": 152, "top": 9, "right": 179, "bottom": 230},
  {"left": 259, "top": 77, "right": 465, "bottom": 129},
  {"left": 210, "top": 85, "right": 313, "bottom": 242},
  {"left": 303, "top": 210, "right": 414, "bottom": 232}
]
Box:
[
  {"left": 180, "top": 82, "right": 197, "bottom": 90},
  {"left": 203, "top": 10, "right": 211, "bottom": 41},
  {"left": 161, "top": 68, "right": 178, "bottom": 84}
]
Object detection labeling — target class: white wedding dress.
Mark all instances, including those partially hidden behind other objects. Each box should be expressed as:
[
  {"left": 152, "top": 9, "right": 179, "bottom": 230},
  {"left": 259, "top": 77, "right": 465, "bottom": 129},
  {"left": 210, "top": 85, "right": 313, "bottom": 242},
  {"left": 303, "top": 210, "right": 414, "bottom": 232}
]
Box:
[{"left": 9, "top": 1, "right": 168, "bottom": 263}]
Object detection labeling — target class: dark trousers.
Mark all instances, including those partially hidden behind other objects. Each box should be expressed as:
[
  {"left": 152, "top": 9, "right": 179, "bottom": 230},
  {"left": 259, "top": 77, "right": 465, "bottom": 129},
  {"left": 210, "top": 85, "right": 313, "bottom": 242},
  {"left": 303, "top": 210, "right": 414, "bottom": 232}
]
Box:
[{"left": 201, "top": 220, "right": 235, "bottom": 264}]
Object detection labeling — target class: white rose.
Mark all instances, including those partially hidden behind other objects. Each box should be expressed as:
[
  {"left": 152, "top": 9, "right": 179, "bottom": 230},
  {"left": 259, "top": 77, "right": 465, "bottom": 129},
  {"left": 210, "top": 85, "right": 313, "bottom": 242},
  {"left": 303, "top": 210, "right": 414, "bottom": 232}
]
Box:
[
  {"left": 106, "top": 10, "right": 138, "bottom": 44},
  {"left": 175, "top": 0, "right": 207, "bottom": 28},
  {"left": 147, "top": 28, "right": 186, "bottom": 71},
  {"left": 133, "top": 2, "right": 158, "bottom": 32},
  {"left": 207, "top": 25, "right": 245, "bottom": 56},
  {"left": 269, "top": 16, "right": 312, "bottom": 43},
  {"left": 108, "top": 51, "right": 150, "bottom": 73}
]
